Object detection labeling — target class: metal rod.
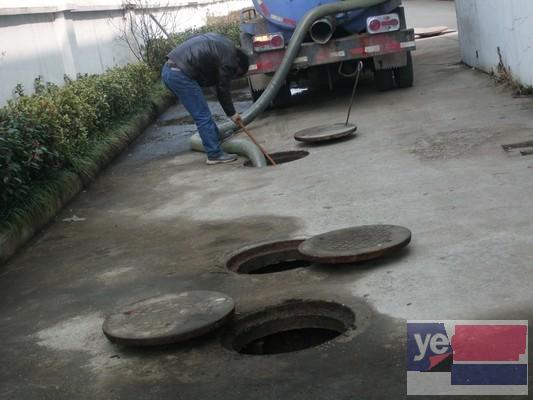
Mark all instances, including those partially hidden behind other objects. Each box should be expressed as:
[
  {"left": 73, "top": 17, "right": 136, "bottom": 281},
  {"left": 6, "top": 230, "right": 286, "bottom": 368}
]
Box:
[
  {"left": 345, "top": 61, "right": 364, "bottom": 126},
  {"left": 236, "top": 121, "right": 277, "bottom": 166},
  {"left": 149, "top": 13, "right": 170, "bottom": 39},
  {"left": 502, "top": 141, "right": 533, "bottom": 151}
]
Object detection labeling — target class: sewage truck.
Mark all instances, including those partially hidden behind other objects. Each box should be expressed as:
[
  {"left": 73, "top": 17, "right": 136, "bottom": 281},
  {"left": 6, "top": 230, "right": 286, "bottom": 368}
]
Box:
[{"left": 239, "top": 0, "right": 416, "bottom": 107}]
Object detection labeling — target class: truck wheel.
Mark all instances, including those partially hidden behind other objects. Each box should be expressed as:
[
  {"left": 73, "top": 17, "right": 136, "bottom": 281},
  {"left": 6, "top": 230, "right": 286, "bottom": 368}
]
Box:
[
  {"left": 272, "top": 84, "right": 291, "bottom": 108},
  {"left": 248, "top": 78, "right": 263, "bottom": 102},
  {"left": 251, "top": 87, "right": 264, "bottom": 103},
  {"left": 374, "top": 69, "right": 394, "bottom": 91},
  {"left": 394, "top": 51, "right": 414, "bottom": 88},
  {"left": 248, "top": 74, "right": 270, "bottom": 103}
]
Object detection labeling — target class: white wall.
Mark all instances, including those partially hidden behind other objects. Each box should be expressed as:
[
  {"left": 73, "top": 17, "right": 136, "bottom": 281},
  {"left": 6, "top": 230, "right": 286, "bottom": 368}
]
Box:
[
  {"left": 455, "top": 0, "right": 533, "bottom": 87},
  {"left": 0, "top": 0, "right": 251, "bottom": 105}
]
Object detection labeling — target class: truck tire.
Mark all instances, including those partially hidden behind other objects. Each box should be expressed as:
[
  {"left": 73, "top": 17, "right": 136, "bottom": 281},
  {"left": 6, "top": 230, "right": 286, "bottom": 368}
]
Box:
[
  {"left": 394, "top": 51, "right": 414, "bottom": 88},
  {"left": 251, "top": 87, "right": 264, "bottom": 103},
  {"left": 272, "top": 83, "right": 292, "bottom": 108},
  {"left": 375, "top": 69, "right": 394, "bottom": 91},
  {"left": 248, "top": 74, "right": 270, "bottom": 103}
]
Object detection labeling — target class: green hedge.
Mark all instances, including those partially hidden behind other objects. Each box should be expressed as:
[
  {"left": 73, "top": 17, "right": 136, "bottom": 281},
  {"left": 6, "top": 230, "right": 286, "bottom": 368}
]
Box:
[
  {"left": 145, "top": 21, "right": 241, "bottom": 73},
  {"left": 0, "top": 63, "right": 155, "bottom": 228},
  {"left": 0, "top": 21, "right": 240, "bottom": 231}
]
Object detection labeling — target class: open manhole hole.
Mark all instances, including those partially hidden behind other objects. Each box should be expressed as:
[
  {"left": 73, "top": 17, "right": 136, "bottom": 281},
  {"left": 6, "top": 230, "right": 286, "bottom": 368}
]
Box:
[
  {"left": 226, "top": 239, "right": 311, "bottom": 274},
  {"left": 244, "top": 151, "right": 309, "bottom": 167},
  {"left": 222, "top": 300, "right": 355, "bottom": 355}
]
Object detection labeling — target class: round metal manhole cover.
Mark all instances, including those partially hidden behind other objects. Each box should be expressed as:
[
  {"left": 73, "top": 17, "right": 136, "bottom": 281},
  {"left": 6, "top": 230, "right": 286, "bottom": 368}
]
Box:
[
  {"left": 102, "top": 291, "right": 235, "bottom": 347},
  {"left": 415, "top": 26, "right": 449, "bottom": 38},
  {"left": 294, "top": 123, "right": 357, "bottom": 143},
  {"left": 298, "top": 225, "right": 411, "bottom": 264}
]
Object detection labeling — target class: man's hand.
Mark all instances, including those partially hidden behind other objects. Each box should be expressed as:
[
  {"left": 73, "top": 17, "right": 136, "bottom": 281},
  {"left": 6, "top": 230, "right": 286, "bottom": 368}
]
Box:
[{"left": 231, "top": 113, "right": 243, "bottom": 126}]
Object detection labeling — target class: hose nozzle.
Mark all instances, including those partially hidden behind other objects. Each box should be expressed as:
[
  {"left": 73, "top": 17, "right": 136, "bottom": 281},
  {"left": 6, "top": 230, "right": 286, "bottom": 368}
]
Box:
[{"left": 310, "top": 16, "right": 336, "bottom": 44}]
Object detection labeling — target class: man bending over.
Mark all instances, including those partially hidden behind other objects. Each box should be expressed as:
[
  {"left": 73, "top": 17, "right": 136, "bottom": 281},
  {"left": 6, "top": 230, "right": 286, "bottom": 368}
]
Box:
[{"left": 162, "top": 33, "right": 250, "bottom": 165}]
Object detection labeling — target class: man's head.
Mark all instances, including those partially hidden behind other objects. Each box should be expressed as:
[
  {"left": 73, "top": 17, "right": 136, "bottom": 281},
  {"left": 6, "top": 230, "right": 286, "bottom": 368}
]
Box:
[{"left": 235, "top": 49, "right": 250, "bottom": 77}]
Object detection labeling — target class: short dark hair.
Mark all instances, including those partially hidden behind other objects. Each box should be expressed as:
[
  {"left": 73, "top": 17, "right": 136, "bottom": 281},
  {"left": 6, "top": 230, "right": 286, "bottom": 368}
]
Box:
[{"left": 236, "top": 48, "right": 250, "bottom": 76}]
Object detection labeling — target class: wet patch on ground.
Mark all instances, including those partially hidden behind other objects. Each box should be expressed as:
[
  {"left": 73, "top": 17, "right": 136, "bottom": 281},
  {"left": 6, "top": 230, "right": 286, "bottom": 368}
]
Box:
[
  {"left": 0, "top": 213, "right": 306, "bottom": 398},
  {"left": 157, "top": 114, "right": 227, "bottom": 126},
  {"left": 411, "top": 125, "right": 526, "bottom": 160},
  {"left": 116, "top": 127, "right": 195, "bottom": 166},
  {"left": 90, "top": 298, "right": 409, "bottom": 400},
  {"left": 121, "top": 88, "right": 252, "bottom": 166}
]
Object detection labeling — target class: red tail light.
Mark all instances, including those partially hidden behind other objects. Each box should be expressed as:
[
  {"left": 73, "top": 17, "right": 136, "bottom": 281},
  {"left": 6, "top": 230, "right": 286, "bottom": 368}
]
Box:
[
  {"left": 369, "top": 19, "right": 382, "bottom": 32},
  {"left": 253, "top": 33, "right": 285, "bottom": 52},
  {"left": 366, "top": 13, "right": 400, "bottom": 34}
]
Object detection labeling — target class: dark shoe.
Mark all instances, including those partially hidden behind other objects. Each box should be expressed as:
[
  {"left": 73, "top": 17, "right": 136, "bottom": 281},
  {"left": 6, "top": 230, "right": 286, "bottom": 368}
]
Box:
[{"left": 206, "top": 152, "right": 238, "bottom": 165}]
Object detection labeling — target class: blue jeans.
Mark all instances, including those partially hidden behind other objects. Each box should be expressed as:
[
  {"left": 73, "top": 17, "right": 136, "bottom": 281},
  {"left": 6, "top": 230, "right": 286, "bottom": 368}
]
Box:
[{"left": 161, "top": 63, "right": 223, "bottom": 158}]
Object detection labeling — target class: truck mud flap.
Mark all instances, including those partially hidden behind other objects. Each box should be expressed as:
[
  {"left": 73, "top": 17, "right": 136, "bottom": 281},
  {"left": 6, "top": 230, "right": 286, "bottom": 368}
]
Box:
[{"left": 373, "top": 52, "right": 407, "bottom": 70}]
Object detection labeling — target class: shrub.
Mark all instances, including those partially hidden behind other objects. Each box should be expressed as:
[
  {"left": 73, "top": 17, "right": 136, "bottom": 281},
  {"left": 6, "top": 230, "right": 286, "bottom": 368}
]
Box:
[
  {"left": 0, "top": 110, "right": 60, "bottom": 209},
  {"left": 0, "top": 63, "right": 154, "bottom": 224}
]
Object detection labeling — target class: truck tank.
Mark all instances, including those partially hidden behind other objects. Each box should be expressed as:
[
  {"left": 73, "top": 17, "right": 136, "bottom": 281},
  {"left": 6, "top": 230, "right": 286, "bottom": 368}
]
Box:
[{"left": 251, "top": 0, "right": 402, "bottom": 41}]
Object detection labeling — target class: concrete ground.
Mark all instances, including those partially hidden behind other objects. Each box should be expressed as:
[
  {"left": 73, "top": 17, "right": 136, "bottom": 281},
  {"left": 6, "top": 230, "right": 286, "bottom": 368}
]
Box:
[{"left": 1, "top": 1, "right": 532, "bottom": 399}]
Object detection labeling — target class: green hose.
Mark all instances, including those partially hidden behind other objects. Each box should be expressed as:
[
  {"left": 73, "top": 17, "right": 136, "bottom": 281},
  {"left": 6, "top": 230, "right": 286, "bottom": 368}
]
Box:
[{"left": 190, "top": 135, "right": 267, "bottom": 167}]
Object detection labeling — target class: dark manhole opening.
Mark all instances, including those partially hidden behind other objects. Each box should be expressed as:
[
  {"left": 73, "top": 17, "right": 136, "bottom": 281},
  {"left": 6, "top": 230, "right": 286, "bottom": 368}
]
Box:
[
  {"left": 226, "top": 240, "right": 311, "bottom": 274},
  {"left": 253, "top": 259, "right": 311, "bottom": 274},
  {"left": 222, "top": 300, "right": 355, "bottom": 355},
  {"left": 240, "top": 328, "right": 339, "bottom": 355},
  {"left": 244, "top": 151, "right": 309, "bottom": 167}
]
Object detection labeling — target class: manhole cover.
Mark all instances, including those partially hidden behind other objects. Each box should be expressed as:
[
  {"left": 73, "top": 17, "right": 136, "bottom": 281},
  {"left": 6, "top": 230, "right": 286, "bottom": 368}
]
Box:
[
  {"left": 222, "top": 300, "right": 355, "bottom": 355},
  {"left": 225, "top": 239, "right": 311, "bottom": 274},
  {"left": 244, "top": 151, "right": 309, "bottom": 167},
  {"left": 102, "top": 291, "right": 235, "bottom": 347},
  {"left": 415, "top": 26, "right": 450, "bottom": 38},
  {"left": 298, "top": 225, "right": 411, "bottom": 264},
  {"left": 294, "top": 123, "right": 357, "bottom": 143}
]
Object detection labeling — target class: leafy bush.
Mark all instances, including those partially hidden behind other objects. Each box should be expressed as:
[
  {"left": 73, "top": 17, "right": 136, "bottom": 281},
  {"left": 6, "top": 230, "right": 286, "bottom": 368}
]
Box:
[
  {"left": 0, "top": 63, "right": 154, "bottom": 223},
  {"left": 145, "top": 21, "right": 241, "bottom": 73},
  {"left": 0, "top": 110, "right": 59, "bottom": 209},
  {"left": 1, "top": 19, "right": 241, "bottom": 227},
  {"left": 178, "top": 21, "right": 241, "bottom": 46}
]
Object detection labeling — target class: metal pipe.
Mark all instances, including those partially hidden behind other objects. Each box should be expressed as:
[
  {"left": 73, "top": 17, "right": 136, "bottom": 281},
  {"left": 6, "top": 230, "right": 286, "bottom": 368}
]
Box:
[
  {"left": 149, "top": 13, "right": 170, "bottom": 39},
  {"left": 216, "top": 0, "right": 388, "bottom": 135},
  {"left": 345, "top": 61, "right": 363, "bottom": 126},
  {"left": 310, "top": 17, "right": 335, "bottom": 44}
]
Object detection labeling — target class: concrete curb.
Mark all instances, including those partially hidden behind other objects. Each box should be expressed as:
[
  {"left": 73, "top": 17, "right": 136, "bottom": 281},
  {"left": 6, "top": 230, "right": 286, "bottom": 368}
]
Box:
[{"left": 0, "top": 89, "right": 175, "bottom": 265}]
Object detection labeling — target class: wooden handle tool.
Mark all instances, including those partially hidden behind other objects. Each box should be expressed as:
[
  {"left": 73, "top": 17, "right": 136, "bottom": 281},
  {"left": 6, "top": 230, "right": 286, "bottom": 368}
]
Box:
[{"left": 236, "top": 120, "right": 277, "bottom": 166}]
